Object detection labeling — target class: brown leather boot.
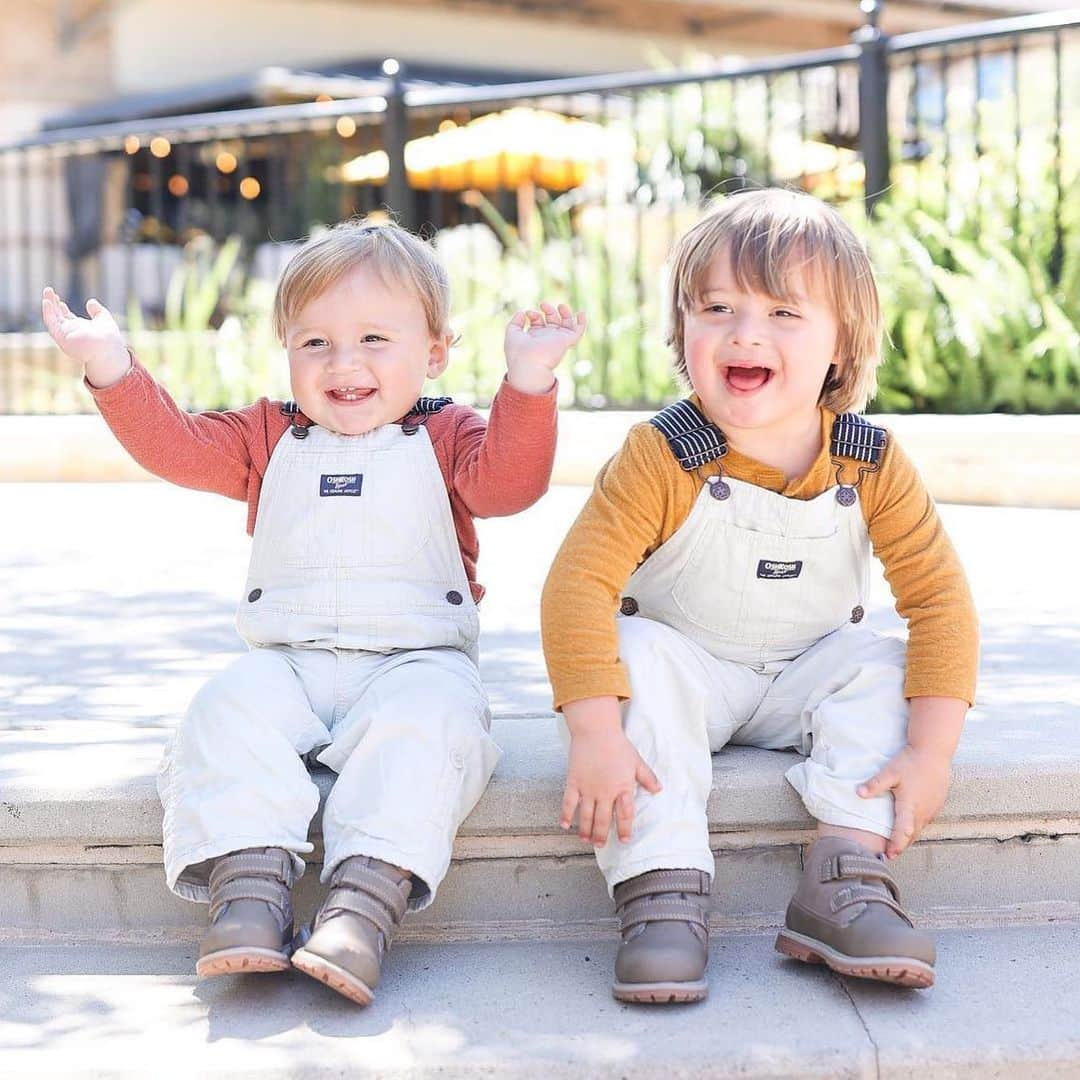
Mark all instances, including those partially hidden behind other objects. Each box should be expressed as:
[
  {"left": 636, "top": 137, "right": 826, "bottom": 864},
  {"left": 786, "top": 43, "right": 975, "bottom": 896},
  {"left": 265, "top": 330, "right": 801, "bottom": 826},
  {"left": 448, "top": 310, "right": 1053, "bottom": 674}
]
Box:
[
  {"left": 196, "top": 847, "right": 297, "bottom": 977},
  {"left": 291, "top": 856, "right": 412, "bottom": 1005},
  {"left": 611, "top": 869, "right": 710, "bottom": 1003},
  {"left": 775, "top": 836, "right": 935, "bottom": 988}
]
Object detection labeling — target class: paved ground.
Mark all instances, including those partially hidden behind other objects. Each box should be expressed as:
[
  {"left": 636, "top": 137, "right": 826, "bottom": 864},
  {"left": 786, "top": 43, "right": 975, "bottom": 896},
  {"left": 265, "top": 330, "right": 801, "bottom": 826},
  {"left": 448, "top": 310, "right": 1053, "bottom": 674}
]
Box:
[{"left": 2, "top": 925, "right": 1079, "bottom": 1078}]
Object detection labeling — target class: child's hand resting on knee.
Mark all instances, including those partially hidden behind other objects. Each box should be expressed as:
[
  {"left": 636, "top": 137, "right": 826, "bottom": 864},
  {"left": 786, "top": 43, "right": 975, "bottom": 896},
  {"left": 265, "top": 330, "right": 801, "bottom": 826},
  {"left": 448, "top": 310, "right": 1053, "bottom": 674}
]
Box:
[
  {"left": 560, "top": 695, "right": 661, "bottom": 847},
  {"left": 858, "top": 745, "right": 952, "bottom": 860},
  {"left": 857, "top": 695, "right": 964, "bottom": 859},
  {"left": 41, "top": 287, "right": 131, "bottom": 389}
]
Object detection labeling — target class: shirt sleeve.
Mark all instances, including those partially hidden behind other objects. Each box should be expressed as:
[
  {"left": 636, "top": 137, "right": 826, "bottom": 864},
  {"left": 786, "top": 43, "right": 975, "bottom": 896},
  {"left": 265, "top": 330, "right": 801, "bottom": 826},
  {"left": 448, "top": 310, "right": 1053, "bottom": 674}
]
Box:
[
  {"left": 541, "top": 423, "right": 674, "bottom": 710},
  {"left": 447, "top": 377, "right": 559, "bottom": 518},
  {"left": 863, "top": 436, "right": 980, "bottom": 704},
  {"left": 86, "top": 357, "right": 269, "bottom": 501}
]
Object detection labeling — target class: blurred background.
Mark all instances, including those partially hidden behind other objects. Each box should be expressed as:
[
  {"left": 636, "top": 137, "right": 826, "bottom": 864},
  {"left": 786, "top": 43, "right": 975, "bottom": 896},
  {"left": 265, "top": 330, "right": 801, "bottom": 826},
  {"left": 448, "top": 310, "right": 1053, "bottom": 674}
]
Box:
[{"left": 0, "top": 0, "right": 1077, "bottom": 415}]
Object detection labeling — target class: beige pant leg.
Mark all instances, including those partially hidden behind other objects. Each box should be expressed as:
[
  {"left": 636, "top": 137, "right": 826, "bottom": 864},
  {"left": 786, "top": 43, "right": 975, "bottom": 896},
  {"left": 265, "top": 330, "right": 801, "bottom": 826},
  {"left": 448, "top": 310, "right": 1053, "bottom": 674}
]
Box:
[
  {"left": 588, "top": 616, "right": 768, "bottom": 894},
  {"left": 318, "top": 647, "right": 499, "bottom": 911},
  {"left": 159, "top": 647, "right": 332, "bottom": 901},
  {"left": 746, "top": 625, "right": 909, "bottom": 839}
]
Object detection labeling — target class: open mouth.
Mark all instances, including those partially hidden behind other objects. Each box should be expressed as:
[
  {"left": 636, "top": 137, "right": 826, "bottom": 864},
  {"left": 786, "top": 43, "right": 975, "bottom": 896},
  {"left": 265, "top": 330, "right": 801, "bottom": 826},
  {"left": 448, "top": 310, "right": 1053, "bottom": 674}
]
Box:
[
  {"left": 326, "top": 387, "right": 376, "bottom": 403},
  {"left": 724, "top": 366, "right": 773, "bottom": 393}
]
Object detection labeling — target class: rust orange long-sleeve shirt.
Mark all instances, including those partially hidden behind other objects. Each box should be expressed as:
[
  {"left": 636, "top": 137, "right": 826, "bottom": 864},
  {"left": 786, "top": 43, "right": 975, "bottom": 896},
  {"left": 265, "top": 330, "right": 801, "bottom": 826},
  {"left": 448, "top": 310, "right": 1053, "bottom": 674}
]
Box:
[
  {"left": 89, "top": 358, "right": 559, "bottom": 603},
  {"left": 541, "top": 404, "right": 979, "bottom": 709}
]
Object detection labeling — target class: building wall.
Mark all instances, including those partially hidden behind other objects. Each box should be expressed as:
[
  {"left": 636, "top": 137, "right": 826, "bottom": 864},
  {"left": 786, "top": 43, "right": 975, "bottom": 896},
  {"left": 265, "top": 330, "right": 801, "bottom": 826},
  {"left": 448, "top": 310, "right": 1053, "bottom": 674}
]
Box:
[
  {"left": 0, "top": 1, "right": 113, "bottom": 142},
  {"left": 111, "top": 0, "right": 704, "bottom": 92}
]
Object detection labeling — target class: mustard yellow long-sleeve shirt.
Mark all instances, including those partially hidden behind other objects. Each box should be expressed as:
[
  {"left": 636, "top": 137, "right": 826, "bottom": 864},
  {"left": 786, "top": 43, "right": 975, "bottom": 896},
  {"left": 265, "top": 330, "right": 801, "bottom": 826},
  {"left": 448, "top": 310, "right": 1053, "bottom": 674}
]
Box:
[{"left": 541, "top": 406, "right": 979, "bottom": 711}]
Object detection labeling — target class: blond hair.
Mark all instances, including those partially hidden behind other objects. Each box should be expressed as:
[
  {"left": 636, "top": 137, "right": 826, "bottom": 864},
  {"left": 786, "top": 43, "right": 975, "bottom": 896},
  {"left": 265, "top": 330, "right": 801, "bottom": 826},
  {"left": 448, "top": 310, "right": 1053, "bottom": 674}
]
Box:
[
  {"left": 666, "top": 188, "right": 883, "bottom": 413},
  {"left": 272, "top": 220, "right": 450, "bottom": 345}
]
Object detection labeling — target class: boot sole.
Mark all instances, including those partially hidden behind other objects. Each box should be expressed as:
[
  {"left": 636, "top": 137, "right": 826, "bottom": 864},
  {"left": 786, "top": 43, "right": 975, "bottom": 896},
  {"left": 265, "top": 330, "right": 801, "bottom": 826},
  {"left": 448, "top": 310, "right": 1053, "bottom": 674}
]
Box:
[
  {"left": 775, "top": 929, "right": 935, "bottom": 988},
  {"left": 292, "top": 947, "right": 376, "bottom": 1006},
  {"left": 196, "top": 947, "right": 291, "bottom": 978},
  {"left": 612, "top": 979, "right": 708, "bottom": 1004}
]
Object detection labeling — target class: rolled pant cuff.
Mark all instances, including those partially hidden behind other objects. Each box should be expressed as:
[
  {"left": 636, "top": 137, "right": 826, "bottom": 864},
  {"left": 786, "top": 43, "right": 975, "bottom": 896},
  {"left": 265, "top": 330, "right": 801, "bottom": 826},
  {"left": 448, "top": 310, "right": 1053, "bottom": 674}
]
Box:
[
  {"left": 165, "top": 836, "right": 312, "bottom": 902},
  {"left": 603, "top": 851, "right": 715, "bottom": 900},
  {"left": 322, "top": 836, "right": 446, "bottom": 912},
  {"left": 796, "top": 796, "right": 893, "bottom": 841}
]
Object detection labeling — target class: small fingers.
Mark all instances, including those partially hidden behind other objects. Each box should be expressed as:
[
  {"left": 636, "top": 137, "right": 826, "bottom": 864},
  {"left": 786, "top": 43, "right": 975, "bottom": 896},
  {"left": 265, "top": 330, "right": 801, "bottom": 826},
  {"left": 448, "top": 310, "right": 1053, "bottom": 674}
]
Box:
[
  {"left": 591, "top": 800, "right": 613, "bottom": 847},
  {"left": 577, "top": 798, "right": 596, "bottom": 843},
  {"left": 510, "top": 310, "right": 528, "bottom": 330},
  {"left": 887, "top": 806, "right": 917, "bottom": 859},
  {"left": 559, "top": 784, "right": 580, "bottom": 831},
  {"left": 857, "top": 769, "right": 893, "bottom": 799},
  {"left": 636, "top": 758, "right": 662, "bottom": 795},
  {"left": 614, "top": 790, "right": 635, "bottom": 843}
]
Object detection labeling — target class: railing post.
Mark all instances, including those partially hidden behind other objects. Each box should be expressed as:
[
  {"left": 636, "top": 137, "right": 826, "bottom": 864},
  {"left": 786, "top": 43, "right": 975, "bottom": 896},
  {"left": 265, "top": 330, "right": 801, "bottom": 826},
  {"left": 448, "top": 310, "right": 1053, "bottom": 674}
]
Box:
[
  {"left": 854, "top": 0, "right": 890, "bottom": 214},
  {"left": 382, "top": 58, "right": 416, "bottom": 230}
]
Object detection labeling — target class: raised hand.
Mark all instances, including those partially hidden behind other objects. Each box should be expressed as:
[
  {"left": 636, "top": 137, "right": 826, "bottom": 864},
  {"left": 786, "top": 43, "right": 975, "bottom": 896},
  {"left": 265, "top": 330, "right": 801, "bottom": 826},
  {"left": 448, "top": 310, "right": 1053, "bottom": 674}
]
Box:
[
  {"left": 41, "top": 287, "right": 131, "bottom": 388},
  {"left": 504, "top": 301, "right": 586, "bottom": 395}
]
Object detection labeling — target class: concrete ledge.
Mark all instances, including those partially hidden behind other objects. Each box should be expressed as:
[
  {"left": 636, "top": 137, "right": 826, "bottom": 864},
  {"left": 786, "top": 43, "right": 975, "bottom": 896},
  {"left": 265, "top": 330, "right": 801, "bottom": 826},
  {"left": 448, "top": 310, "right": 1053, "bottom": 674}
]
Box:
[
  {"left": 2, "top": 718, "right": 1079, "bottom": 850},
  {"left": 3, "top": 410, "right": 1080, "bottom": 506}
]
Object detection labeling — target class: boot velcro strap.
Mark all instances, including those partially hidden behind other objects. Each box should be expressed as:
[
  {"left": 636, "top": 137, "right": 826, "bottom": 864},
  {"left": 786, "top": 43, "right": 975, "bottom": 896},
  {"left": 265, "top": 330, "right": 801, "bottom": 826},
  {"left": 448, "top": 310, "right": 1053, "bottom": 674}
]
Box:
[
  {"left": 829, "top": 884, "right": 913, "bottom": 927},
  {"left": 615, "top": 869, "right": 710, "bottom": 908},
  {"left": 209, "top": 850, "right": 292, "bottom": 892},
  {"left": 619, "top": 898, "right": 708, "bottom": 934},
  {"left": 822, "top": 854, "right": 899, "bottom": 893},
  {"left": 209, "top": 876, "right": 291, "bottom": 923},
  {"left": 330, "top": 863, "right": 410, "bottom": 921},
  {"left": 319, "top": 886, "right": 398, "bottom": 941}
]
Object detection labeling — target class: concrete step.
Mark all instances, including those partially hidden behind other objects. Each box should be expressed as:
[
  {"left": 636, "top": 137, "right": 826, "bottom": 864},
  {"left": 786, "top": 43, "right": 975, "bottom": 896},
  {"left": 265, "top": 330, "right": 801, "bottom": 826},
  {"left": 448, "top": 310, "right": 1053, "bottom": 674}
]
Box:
[
  {"left": 2, "top": 923, "right": 1079, "bottom": 1078},
  {"left": 2, "top": 718, "right": 1078, "bottom": 939},
  {"left": 2, "top": 486, "right": 1079, "bottom": 939}
]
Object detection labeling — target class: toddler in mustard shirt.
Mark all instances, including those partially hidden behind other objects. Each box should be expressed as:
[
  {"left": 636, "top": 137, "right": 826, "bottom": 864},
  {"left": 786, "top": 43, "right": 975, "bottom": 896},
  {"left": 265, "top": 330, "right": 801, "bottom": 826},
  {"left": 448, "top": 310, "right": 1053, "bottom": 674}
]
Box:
[{"left": 541, "top": 188, "right": 978, "bottom": 1002}]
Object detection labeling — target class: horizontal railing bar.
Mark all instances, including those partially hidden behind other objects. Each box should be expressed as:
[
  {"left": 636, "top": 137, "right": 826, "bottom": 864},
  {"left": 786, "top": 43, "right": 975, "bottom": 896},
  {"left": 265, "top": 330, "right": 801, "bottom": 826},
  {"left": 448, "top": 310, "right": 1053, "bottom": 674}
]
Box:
[{"left": 889, "top": 7, "right": 1079, "bottom": 54}]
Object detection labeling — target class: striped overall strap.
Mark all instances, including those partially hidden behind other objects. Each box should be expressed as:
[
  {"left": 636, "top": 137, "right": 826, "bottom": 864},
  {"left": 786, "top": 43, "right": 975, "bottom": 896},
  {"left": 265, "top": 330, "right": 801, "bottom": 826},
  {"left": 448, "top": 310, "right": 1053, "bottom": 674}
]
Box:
[
  {"left": 830, "top": 413, "right": 888, "bottom": 466},
  {"left": 401, "top": 395, "right": 453, "bottom": 434},
  {"left": 648, "top": 399, "right": 728, "bottom": 471},
  {"left": 412, "top": 395, "right": 454, "bottom": 414}
]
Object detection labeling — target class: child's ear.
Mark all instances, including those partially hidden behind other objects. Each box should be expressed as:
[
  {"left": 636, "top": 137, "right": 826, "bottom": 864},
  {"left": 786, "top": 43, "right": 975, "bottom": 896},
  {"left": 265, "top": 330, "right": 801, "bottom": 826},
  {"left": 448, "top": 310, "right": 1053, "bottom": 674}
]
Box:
[{"left": 426, "top": 333, "right": 451, "bottom": 379}]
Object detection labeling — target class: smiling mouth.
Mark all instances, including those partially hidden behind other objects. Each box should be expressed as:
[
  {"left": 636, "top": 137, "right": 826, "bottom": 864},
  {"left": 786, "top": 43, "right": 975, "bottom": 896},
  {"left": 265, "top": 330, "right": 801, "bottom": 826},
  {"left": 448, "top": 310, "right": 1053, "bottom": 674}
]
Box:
[
  {"left": 326, "top": 387, "right": 376, "bottom": 403},
  {"left": 724, "top": 366, "right": 773, "bottom": 393}
]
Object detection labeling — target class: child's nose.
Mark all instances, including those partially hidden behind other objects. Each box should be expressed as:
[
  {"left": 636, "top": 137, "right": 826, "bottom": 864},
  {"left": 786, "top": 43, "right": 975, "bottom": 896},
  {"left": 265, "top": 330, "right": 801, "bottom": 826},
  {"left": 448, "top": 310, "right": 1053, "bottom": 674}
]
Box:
[
  {"left": 728, "top": 313, "right": 766, "bottom": 347},
  {"left": 326, "top": 346, "right": 369, "bottom": 373}
]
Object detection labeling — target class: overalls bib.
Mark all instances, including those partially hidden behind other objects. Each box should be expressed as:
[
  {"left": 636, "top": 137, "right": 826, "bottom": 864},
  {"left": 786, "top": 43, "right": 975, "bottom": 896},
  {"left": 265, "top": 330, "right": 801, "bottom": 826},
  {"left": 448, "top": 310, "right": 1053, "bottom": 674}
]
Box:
[{"left": 236, "top": 418, "right": 479, "bottom": 655}]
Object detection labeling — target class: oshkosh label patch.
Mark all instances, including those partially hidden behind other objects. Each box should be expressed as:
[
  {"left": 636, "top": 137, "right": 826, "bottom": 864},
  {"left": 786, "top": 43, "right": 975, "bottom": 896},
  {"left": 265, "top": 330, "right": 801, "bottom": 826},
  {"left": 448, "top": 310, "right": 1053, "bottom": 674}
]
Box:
[
  {"left": 757, "top": 559, "right": 803, "bottom": 580},
  {"left": 320, "top": 473, "right": 363, "bottom": 497}
]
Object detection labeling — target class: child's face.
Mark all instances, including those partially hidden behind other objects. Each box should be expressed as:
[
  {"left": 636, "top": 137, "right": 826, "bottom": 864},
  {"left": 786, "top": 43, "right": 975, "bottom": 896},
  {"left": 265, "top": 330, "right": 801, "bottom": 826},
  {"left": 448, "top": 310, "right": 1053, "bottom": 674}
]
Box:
[
  {"left": 285, "top": 263, "right": 448, "bottom": 435},
  {"left": 682, "top": 249, "right": 839, "bottom": 440}
]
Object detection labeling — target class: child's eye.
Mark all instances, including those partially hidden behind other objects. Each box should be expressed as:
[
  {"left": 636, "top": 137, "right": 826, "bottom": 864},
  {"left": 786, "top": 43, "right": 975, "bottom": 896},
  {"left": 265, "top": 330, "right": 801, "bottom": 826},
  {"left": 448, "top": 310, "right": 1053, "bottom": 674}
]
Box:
[
  {"left": 705, "top": 303, "right": 731, "bottom": 314},
  {"left": 303, "top": 338, "right": 327, "bottom": 348},
  {"left": 362, "top": 334, "right": 386, "bottom": 343},
  {"left": 774, "top": 309, "right": 799, "bottom": 318}
]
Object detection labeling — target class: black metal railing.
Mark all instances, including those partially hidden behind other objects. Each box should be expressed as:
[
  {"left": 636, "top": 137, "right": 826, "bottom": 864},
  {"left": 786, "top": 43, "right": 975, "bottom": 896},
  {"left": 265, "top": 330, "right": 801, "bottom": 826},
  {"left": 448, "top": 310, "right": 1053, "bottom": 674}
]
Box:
[{"left": 1, "top": 8, "right": 1076, "bottom": 413}]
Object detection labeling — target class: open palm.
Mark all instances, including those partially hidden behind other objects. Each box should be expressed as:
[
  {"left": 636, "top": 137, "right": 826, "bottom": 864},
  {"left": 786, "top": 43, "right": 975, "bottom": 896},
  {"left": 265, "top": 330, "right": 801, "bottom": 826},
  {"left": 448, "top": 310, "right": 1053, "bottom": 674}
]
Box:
[
  {"left": 505, "top": 301, "right": 587, "bottom": 371},
  {"left": 41, "top": 287, "right": 127, "bottom": 371}
]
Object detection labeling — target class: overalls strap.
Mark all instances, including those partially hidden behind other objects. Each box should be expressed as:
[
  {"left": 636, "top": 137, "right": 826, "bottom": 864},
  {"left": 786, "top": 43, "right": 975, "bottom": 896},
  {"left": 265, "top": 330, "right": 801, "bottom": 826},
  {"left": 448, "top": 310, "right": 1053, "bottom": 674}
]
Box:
[
  {"left": 830, "top": 413, "right": 888, "bottom": 466},
  {"left": 402, "top": 395, "right": 454, "bottom": 434},
  {"left": 648, "top": 399, "right": 728, "bottom": 471},
  {"left": 411, "top": 395, "right": 454, "bottom": 415}
]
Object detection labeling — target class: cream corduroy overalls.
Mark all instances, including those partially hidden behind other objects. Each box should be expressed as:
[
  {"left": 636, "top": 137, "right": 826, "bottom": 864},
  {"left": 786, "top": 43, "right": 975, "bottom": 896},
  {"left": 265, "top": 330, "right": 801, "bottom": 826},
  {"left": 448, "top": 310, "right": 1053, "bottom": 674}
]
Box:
[
  {"left": 592, "top": 401, "right": 909, "bottom": 892},
  {"left": 158, "top": 403, "right": 500, "bottom": 910}
]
